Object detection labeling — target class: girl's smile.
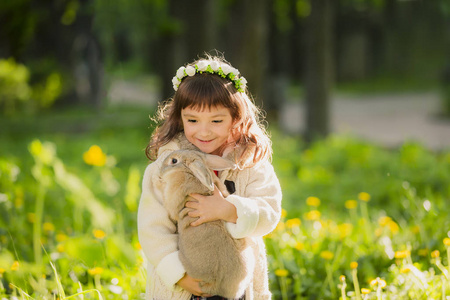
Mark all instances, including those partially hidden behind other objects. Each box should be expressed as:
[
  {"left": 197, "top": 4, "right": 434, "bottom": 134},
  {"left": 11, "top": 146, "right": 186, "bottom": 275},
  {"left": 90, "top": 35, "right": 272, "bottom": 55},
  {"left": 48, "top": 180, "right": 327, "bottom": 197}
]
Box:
[{"left": 181, "top": 105, "right": 234, "bottom": 155}]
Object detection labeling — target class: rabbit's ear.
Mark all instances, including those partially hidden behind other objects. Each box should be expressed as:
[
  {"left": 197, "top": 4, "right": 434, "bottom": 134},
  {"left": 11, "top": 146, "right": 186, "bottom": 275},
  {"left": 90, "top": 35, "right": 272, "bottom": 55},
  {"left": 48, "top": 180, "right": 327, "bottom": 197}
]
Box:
[
  {"left": 189, "top": 160, "right": 214, "bottom": 191},
  {"left": 204, "top": 154, "right": 237, "bottom": 171}
]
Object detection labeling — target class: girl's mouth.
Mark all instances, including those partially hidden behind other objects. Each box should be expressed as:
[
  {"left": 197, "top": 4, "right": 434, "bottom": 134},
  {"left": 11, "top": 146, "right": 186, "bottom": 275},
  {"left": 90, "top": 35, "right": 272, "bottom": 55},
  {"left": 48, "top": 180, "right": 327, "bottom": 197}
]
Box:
[{"left": 198, "top": 139, "right": 213, "bottom": 143}]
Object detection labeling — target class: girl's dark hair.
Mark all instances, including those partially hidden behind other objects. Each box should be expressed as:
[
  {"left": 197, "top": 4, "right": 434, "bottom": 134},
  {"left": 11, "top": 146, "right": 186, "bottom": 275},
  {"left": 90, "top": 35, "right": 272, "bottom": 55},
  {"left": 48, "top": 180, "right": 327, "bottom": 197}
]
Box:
[{"left": 146, "top": 56, "right": 272, "bottom": 168}]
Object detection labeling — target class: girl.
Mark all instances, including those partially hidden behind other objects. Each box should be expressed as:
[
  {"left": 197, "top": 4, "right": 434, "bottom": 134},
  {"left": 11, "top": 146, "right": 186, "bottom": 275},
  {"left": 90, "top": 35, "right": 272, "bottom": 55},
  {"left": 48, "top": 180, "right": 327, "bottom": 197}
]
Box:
[{"left": 138, "top": 55, "right": 282, "bottom": 300}]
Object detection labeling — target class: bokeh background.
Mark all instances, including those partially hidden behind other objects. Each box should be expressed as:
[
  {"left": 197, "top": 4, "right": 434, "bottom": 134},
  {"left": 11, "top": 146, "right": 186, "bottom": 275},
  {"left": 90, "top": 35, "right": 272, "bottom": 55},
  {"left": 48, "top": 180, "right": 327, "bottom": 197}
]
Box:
[{"left": 1, "top": 0, "right": 450, "bottom": 299}]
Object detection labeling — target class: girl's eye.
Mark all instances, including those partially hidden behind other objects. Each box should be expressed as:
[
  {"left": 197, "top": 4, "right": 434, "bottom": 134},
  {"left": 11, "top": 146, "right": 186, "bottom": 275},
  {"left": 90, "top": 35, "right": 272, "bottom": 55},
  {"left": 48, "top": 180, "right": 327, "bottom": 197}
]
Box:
[
  {"left": 213, "top": 120, "right": 223, "bottom": 123},
  {"left": 187, "top": 119, "right": 197, "bottom": 123}
]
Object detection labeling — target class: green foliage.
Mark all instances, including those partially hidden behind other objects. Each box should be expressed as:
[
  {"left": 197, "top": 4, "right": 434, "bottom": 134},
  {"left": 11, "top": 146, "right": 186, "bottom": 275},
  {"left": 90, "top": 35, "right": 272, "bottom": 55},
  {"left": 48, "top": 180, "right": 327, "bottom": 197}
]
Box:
[
  {"left": 268, "top": 132, "right": 450, "bottom": 299},
  {"left": 0, "top": 58, "right": 32, "bottom": 114},
  {"left": 0, "top": 58, "right": 62, "bottom": 115},
  {"left": 0, "top": 111, "right": 449, "bottom": 299}
]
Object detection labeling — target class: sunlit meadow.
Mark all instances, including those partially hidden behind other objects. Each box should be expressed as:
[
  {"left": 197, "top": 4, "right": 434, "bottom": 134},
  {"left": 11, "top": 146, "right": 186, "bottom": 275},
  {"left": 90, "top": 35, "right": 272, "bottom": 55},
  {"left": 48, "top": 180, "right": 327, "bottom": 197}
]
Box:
[{"left": 0, "top": 132, "right": 449, "bottom": 299}]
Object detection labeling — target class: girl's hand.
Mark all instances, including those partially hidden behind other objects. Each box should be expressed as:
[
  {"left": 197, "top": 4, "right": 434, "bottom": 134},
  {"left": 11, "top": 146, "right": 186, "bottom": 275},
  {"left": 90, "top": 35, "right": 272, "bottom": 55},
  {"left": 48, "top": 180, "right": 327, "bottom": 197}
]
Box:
[
  {"left": 177, "top": 274, "right": 212, "bottom": 297},
  {"left": 186, "top": 185, "right": 237, "bottom": 226}
]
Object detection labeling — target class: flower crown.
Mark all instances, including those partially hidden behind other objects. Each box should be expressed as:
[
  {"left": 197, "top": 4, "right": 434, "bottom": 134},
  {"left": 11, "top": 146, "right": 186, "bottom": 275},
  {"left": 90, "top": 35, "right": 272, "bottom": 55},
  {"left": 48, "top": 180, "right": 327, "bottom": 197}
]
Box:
[{"left": 172, "top": 60, "right": 247, "bottom": 93}]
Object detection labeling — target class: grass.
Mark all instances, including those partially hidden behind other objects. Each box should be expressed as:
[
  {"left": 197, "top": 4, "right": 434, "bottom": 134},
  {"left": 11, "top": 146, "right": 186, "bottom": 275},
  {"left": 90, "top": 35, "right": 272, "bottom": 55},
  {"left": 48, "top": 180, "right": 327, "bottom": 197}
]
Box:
[{"left": 0, "top": 105, "right": 449, "bottom": 299}]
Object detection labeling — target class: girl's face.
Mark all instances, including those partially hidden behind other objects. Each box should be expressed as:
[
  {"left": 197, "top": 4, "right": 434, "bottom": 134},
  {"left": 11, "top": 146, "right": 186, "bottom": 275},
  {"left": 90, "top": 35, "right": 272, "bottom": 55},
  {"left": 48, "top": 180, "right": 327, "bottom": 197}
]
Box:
[{"left": 181, "top": 105, "right": 234, "bottom": 155}]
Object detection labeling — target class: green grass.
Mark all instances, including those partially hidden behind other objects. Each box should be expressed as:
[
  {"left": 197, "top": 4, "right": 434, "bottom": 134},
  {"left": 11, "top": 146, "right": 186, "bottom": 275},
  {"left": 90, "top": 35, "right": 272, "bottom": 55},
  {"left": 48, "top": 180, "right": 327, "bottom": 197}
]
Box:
[{"left": 0, "top": 107, "right": 449, "bottom": 299}]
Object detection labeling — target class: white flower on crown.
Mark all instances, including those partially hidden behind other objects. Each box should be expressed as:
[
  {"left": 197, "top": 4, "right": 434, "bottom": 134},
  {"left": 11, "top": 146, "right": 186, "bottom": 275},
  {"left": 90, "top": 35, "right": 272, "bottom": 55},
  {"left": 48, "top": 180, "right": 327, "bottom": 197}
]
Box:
[
  {"left": 221, "top": 64, "right": 232, "bottom": 75},
  {"left": 210, "top": 61, "right": 220, "bottom": 72},
  {"left": 185, "top": 66, "right": 196, "bottom": 76},
  {"left": 196, "top": 61, "right": 208, "bottom": 72},
  {"left": 172, "top": 60, "right": 247, "bottom": 93},
  {"left": 176, "top": 67, "right": 185, "bottom": 79}
]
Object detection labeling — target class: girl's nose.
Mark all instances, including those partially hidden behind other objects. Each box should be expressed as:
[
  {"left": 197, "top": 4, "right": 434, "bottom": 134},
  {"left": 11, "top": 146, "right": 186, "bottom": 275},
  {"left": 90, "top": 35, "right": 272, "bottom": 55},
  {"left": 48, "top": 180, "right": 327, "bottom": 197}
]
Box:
[{"left": 199, "top": 124, "right": 211, "bottom": 136}]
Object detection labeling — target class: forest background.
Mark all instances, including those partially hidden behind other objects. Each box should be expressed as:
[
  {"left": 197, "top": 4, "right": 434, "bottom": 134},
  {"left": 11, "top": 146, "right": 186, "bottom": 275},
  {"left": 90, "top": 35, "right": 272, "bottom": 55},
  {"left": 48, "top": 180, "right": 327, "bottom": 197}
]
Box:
[{"left": 1, "top": 0, "right": 450, "bottom": 299}]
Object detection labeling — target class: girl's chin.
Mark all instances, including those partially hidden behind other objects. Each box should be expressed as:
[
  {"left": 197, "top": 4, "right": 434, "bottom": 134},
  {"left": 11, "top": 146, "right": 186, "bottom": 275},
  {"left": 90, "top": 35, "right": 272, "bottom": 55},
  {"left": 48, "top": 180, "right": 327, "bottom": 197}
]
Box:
[{"left": 194, "top": 143, "right": 220, "bottom": 154}]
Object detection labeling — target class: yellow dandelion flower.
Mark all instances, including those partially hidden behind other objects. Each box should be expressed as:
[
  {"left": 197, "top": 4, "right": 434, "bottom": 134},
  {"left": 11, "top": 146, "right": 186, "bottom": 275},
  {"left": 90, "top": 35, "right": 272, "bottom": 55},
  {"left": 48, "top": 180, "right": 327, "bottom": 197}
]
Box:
[
  {"left": 56, "top": 244, "right": 65, "bottom": 253},
  {"left": 27, "top": 213, "right": 36, "bottom": 223},
  {"left": 394, "top": 250, "right": 410, "bottom": 259},
  {"left": 361, "top": 288, "right": 371, "bottom": 294},
  {"left": 0, "top": 268, "right": 5, "bottom": 275},
  {"left": 294, "top": 242, "right": 304, "bottom": 251},
  {"left": 134, "top": 242, "right": 142, "bottom": 250},
  {"left": 83, "top": 145, "right": 107, "bottom": 167},
  {"left": 378, "top": 216, "right": 392, "bottom": 227},
  {"left": 400, "top": 267, "right": 411, "bottom": 274},
  {"left": 281, "top": 209, "right": 287, "bottom": 218},
  {"left": 14, "top": 188, "right": 24, "bottom": 208},
  {"left": 286, "top": 218, "right": 301, "bottom": 229},
  {"left": 43, "top": 222, "right": 55, "bottom": 232},
  {"left": 339, "top": 275, "right": 346, "bottom": 282},
  {"left": 358, "top": 192, "right": 371, "bottom": 202},
  {"left": 11, "top": 261, "right": 19, "bottom": 271},
  {"left": 370, "top": 277, "right": 387, "bottom": 288},
  {"left": 338, "top": 223, "right": 353, "bottom": 239},
  {"left": 275, "top": 221, "right": 285, "bottom": 232},
  {"left": 263, "top": 233, "right": 273, "bottom": 239},
  {"left": 374, "top": 227, "right": 383, "bottom": 237},
  {"left": 93, "top": 229, "right": 107, "bottom": 240},
  {"left": 394, "top": 250, "right": 411, "bottom": 259},
  {"left": 56, "top": 233, "right": 68, "bottom": 242},
  {"left": 275, "top": 269, "right": 289, "bottom": 277},
  {"left": 345, "top": 200, "right": 358, "bottom": 209},
  {"left": 418, "top": 248, "right": 428, "bottom": 256},
  {"left": 320, "top": 250, "right": 334, "bottom": 260},
  {"left": 306, "top": 196, "right": 321, "bottom": 207},
  {"left": 305, "top": 210, "right": 321, "bottom": 221},
  {"left": 388, "top": 220, "right": 399, "bottom": 234},
  {"left": 431, "top": 250, "right": 440, "bottom": 258},
  {"left": 350, "top": 261, "right": 358, "bottom": 269},
  {"left": 88, "top": 267, "right": 104, "bottom": 276},
  {"left": 443, "top": 237, "right": 450, "bottom": 246},
  {"left": 411, "top": 225, "right": 420, "bottom": 234}
]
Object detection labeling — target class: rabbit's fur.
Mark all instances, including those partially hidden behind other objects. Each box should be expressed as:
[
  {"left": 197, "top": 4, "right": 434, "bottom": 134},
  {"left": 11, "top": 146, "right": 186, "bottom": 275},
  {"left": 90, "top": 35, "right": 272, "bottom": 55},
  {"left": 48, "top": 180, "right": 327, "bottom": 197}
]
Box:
[{"left": 159, "top": 149, "right": 253, "bottom": 298}]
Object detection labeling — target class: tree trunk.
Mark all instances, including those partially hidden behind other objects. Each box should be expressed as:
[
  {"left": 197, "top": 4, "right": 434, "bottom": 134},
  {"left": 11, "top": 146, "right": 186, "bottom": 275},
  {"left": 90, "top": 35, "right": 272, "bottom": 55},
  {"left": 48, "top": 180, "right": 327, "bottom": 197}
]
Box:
[
  {"left": 304, "top": 0, "right": 334, "bottom": 141},
  {"left": 184, "top": 0, "right": 218, "bottom": 59},
  {"left": 225, "top": 0, "right": 269, "bottom": 105},
  {"left": 265, "top": 0, "right": 291, "bottom": 120}
]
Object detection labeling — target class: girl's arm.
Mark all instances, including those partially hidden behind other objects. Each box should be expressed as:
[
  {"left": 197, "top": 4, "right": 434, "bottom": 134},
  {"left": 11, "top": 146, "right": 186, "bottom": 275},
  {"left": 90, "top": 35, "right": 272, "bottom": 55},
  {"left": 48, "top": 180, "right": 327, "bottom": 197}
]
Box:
[
  {"left": 137, "top": 161, "right": 186, "bottom": 290},
  {"left": 224, "top": 161, "right": 282, "bottom": 239},
  {"left": 185, "top": 161, "right": 282, "bottom": 238}
]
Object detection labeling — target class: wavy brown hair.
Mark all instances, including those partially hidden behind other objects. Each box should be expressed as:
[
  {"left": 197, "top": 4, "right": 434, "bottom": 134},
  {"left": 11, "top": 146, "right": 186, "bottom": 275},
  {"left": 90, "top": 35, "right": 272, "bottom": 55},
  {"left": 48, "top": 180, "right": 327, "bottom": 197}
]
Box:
[{"left": 146, "top": 56, "right": 272, "bottom": 168}]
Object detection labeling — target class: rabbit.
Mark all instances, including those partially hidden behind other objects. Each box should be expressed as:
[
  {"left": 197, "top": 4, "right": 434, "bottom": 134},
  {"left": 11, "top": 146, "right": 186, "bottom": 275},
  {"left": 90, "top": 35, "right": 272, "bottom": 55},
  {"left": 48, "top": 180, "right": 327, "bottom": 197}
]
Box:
[{"left": 158, "top": 149, "right": 253, "bottom": 299}]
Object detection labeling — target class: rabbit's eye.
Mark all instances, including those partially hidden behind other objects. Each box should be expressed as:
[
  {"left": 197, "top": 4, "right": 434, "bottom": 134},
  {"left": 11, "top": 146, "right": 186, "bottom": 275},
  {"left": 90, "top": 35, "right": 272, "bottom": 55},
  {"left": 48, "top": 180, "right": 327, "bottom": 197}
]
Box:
[{"left": 171, "top": 158, "right": 178, "bottom": 164}]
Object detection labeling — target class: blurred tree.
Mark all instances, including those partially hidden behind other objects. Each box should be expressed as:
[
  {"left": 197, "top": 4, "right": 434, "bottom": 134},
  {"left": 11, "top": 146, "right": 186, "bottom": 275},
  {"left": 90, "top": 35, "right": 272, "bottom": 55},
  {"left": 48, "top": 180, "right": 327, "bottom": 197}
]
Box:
[
  {"left": 158, "top": 0, "right": 220, "bottom": 101},
  {"left": 304, "top": 0, "right": 335, "bottom": 141},
  {"left": 265, "top": 0, "right": 293, "bottom": 118},
  {"left": 223, "top": 0, "right": 269, "bottom": 106},
  {"left": 0, "top": 0, "right": 103, "bottom": 110}
]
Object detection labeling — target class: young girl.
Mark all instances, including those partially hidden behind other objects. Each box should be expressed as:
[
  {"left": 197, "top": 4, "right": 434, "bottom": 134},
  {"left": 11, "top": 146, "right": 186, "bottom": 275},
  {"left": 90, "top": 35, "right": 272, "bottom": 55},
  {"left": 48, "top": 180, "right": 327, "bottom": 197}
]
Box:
[{"left": 138, "top": 55, "right": 282, "bottom": 300}]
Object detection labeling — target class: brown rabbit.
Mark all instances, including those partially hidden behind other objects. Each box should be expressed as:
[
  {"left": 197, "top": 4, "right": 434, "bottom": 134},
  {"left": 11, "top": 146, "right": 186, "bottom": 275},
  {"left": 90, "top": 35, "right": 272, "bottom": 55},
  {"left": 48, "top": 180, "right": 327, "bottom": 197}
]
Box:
[{"left": 159, "top": 149, "right": 253, "bottom": 299}]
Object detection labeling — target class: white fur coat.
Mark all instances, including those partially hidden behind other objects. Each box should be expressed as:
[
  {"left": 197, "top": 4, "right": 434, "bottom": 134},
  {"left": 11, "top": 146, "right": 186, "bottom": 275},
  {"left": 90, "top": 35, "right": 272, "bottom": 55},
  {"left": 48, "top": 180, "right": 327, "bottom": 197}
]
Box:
[{"left": 137, "top": 135, "right": 282, "bottom": 299}]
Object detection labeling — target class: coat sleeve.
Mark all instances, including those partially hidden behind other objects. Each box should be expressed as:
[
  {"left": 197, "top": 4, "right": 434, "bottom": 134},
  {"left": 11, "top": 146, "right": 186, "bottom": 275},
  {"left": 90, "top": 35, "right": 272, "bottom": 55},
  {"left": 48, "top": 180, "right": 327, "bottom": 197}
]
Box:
[
  {"left": 137, "top": 157, "right": 186, "bottom": 290},
  {"left": 224, "top": 161, "right": 282, "bottom": 239}
]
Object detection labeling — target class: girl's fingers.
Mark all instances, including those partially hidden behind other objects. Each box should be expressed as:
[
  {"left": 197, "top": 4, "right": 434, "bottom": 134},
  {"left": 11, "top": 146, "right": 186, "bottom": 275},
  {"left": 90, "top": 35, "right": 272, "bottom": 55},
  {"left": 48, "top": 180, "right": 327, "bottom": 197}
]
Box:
[
  {"left": 190, "top": 217, "right": 203, "bottom": 227},
  {"left": 189, "top": 193, "right": 205, "bottom": 201},
  {"left": 185, "top": 201, "right": 198, "bottom": 208}
]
